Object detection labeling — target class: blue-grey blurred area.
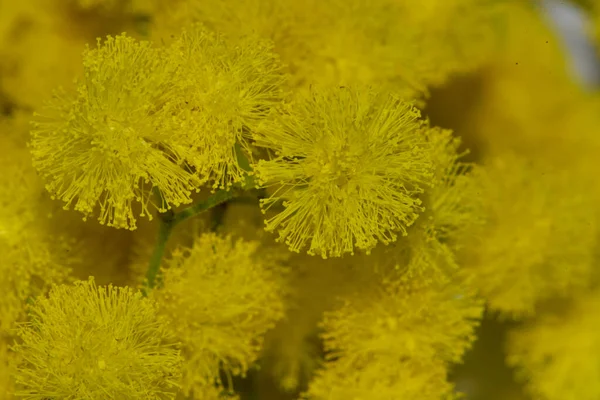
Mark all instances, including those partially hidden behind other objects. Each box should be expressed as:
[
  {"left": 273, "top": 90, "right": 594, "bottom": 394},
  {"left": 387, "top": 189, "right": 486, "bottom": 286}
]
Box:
[{"left": 543, "top": 0, "right": 600, "bottom": 88}]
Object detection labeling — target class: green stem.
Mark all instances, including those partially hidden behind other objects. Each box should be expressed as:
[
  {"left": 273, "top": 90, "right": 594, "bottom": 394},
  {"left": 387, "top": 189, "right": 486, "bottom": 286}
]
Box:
[
  {"left": 142, "top": 142, "right": 254, "bottom": 295},
  {"left": 142, "top": 188, "right": 240, "bottom": 295},
  {"left": 173, "top": 189, "right": 237, "bottom": 226},
  {"left": 143, "top": 213, "right": 174, "bottom": 295}
]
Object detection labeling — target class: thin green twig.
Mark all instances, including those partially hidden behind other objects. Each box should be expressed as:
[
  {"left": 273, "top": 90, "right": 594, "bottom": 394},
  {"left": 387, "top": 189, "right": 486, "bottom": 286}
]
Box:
[
  {"left": 142, "top": 188, "right": 240, "bottom": 295},
  {"left": 173, "top": 189, "right": 237, "bottom": 226},
  {"left": 142, "top": 213, "right": 174, "bottom": 295}
]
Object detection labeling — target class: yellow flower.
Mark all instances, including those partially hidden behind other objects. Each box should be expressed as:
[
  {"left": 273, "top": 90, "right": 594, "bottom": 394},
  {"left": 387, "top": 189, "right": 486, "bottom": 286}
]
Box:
[
  {"left": 457, "top": 153, "right": 597, "bottom": 317},
  {"left": 164, "top": 24, "right": 286, "bottom": 190},
  {"left": 154, "top": 233, "right": 286, "bottom": 397},
  {"left": 379, "top": 127, "right": 484, "bottom": 283},
  {"left": 253, "top": 86, "right": 435, "bottom": 258},
  {"left": 304, "top": 264, "right": 481, "bottom": 399},
  {"left": 304, "top": 356, "right": 455, "bottom": 400},
  {"left": 157, "top": 0, "right": 503, "bottom": 96},
  {"left": 319, "top": 272, "right": 482, "bottom": 367},
  {"left": 30, "top": 34, "right": 204, "bottom": 230},
  {"left": 11, "top": 277, "right": 182, "bottom": 399},
  {"left": 507, "top": 290, "right": 600, "bottom": 400}
]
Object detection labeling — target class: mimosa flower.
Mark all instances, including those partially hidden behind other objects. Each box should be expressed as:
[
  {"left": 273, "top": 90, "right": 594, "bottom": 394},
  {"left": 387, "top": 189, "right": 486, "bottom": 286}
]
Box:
[
  {"left": 12, "top": 278, "right": 182, "bottom": 399},
  {"left": 305, "top": 356, "right": 454, "bottom": 400},
  {"left": 407, "top": 128, "right": 483, "bottom": 281},
  {"left": 0, "top": 134, "right": 73, "bottom": 334},
  {"left": 253, "top": 86, "right": 435, "bottom": 258},
  {"left": 30, "top": 34, "right": 204, "bottom": 230},
  {"left": 457, "top": 153, "right": 597, "bottom": 317},
  {"left": 164, "top": 24, "right": 286, "bottom": 190},
  {"left": 154, "top": 233, "right": 286, "bottom": 396},
  {"left": 320, "top": 272, "right": 482, "bottom": 367},
  {"left": 304, "top": 265, "right": 481, "bottom": 399}
]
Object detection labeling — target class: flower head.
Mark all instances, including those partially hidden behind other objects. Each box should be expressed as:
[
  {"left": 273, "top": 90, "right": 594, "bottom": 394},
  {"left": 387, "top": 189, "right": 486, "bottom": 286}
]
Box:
[
  {"left": 457, "top": 153, "right": 597, "bottom": 317},
  {"left": 164, "top": 24, "right": 287, "bottom": 190},
  {"left": 319, "top": 272, "right": 482, "bottom": 366},
  {"left": 303, "top": 266, "right": 481, "bottom": 399},
  {"left": 154, "top": 233, "right": 286, "bottom": 396},
  {"left": 11, "top": 277, "right": 182, "bottom": 399},
  {"left": 304, "top": 356, "right": 455, "bottom": 400},
  {"left": 253, "top": 86, "right": 435, "bottom": 258},
  {"left": 30, "top": 34, "right": 203, "bottom": 230},
  {"left": 364, "top": 127, "right": 482, "bottom": 286}
]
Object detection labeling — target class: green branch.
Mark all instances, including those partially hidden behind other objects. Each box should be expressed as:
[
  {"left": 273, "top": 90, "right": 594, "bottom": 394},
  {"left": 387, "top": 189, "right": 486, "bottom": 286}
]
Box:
[
  {"left": 173, "top": 189, "right": 236, "bottom": 226},
  {"left": 142, "top": 187, "right": 242, "bottom": 296},
  {"left": 142, "top": 142, "right": 257, "bottom": 296},
  {"left": 142, "top": 213, "right": 174, "bottom": 295}
]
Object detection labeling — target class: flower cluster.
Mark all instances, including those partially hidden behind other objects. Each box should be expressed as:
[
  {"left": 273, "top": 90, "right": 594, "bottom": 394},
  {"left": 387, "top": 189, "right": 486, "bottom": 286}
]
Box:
[
  {"left": 1, "top": 0, "right": 599, "bottom": 399},
  {"left": 29, "top": 26, "right": 284, "bottom": 230}
]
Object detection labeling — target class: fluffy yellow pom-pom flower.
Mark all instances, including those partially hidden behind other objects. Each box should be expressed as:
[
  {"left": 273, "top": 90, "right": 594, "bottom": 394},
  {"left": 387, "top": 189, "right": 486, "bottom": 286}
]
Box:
[
  {"left": 11, "top": 277, "right": 182, "bottom": 399},
  {"left": 30, "top": 33, "right": 204, "bottom": 230},
  {"left": 457, "top": 153, "right": 597, "bottom": 317},
  {"left": 304, "top": 356, "right": 455, "bottom": 400},
  {"left": 154, "top": 233, "right": 286, "bottom": 397},
  {"left": 253, "top": 86, "right": 435, "bottom": 258},
  {"left": 319, "top": 272, "right": 482, "bottom": 367},
  {"left": 163, "top": 24, "right": 286, "bottom": 191},
  {"left": 303, "top": 266, "right": 481, "bottom": 399}
]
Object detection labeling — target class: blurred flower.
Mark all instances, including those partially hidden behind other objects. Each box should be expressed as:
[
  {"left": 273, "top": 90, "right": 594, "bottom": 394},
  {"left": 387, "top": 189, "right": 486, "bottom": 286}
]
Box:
[
  {"left": 155, "top": 0, "right": 504, "bottom": 97},
  {"left": 154, "top": 233, "right": 287, "bottom": 397},
  {"left": 319, "top": 272, "right": 482, "bottom": 367},
  {"left": 507, "top": 289, "right": 600, "bottom": 400},
  {"left": 305, "top": 265, "right": 481, "bottom": 399},
  {"left": 0, "top": 129, "right": 73, "bottom": 334},
  {"left": 457, "top": 153, "right": 597, "bottom": 317},
  {"left": 304, "top": 356, "right": 455, "bottom": 400}
]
